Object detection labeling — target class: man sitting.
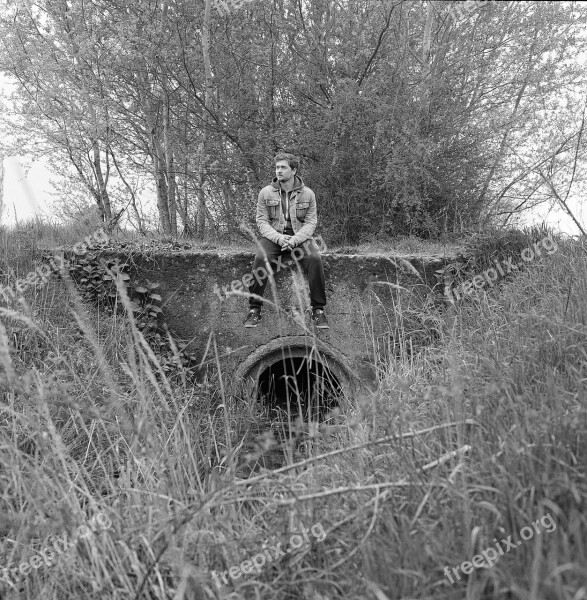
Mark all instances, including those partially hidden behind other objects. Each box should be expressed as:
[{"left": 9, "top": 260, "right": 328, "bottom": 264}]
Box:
[{"left": 244, "top": 153, "right": 329, "bottom": 329}]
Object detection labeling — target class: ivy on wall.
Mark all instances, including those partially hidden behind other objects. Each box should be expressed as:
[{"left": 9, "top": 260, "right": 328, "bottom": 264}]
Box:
[{"left": 63, "top": 251, "right": 198, "bottom": 376}]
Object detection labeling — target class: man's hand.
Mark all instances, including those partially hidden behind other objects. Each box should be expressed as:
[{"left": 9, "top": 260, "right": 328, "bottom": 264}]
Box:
[{"left": 280, "top": 235, "right": 295, "bottom": 251}]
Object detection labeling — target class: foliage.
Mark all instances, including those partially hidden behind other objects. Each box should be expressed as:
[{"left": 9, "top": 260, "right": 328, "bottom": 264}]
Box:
[
  {"left": 437, "top": 223, "right": 562, "bottom": 294},
  {"left": 1, "top": 1, "right": 586, "bottom": 240},
  {"left": 65, "top": 251, "right": 198, "bottom": 374}
]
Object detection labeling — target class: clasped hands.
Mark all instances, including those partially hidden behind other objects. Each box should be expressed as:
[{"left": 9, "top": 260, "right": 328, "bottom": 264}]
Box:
[{"left": 280, "top": 235, "right": 297, "bottom": 252}]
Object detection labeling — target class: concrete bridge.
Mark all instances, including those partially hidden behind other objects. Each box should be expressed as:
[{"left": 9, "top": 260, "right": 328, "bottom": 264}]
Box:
[{"left": 116, "top": 248, "right": 450, "bottom": 413}]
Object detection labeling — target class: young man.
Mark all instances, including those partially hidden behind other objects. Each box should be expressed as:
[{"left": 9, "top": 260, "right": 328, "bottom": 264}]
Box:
[{"left": 244, "top": 153, "right": 329, "bottom": 328}]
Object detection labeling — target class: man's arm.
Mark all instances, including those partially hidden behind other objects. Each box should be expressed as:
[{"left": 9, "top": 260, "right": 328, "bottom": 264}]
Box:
[
  {"left": 288, "top": 191, "right": 317, "bottom": 247},
  {"left": 256, "top": 190, "right": 285, "bottom": 245}
]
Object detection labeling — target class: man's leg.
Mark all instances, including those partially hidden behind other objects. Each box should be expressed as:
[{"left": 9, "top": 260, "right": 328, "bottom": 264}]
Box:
[
  {"left": 297, "top": 239, "right": 326, "bottom": 309},
  {"left": 248, "top": 237, "right": 282, "bottom": 309}
]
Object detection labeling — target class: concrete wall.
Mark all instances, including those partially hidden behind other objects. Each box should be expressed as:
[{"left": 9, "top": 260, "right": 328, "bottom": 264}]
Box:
[{"left": 109, "top": 249, "right": 450, "bottom": 393}]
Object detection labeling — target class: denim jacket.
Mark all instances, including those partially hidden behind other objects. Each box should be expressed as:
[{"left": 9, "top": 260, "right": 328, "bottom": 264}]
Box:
[{"left": 256, "top": 176, "right": 317, "bottom": 247}]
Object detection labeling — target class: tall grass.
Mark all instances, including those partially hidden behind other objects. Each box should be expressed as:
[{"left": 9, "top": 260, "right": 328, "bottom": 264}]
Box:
[{"left": 0, "top": 223, "right": 585, "bottom": 599}]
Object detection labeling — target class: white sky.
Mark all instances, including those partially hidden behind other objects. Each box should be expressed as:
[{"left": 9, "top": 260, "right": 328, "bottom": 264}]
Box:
[
  {"left": 2, "top": 155, "right": 53, "bottom": 223},
  {"left": 528, "top": 198, "right": 585, "bottom": 236}
]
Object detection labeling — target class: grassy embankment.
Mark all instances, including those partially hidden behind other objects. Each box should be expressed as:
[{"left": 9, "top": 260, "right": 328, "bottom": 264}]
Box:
[{"left": 0, "top": 221, "right": 585, "bottom": 599}]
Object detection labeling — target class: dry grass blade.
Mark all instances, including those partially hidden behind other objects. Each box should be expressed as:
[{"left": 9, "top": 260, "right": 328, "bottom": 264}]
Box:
[
  {"left": 397, "top": 257, "right": 424, "bottom": 280},
  {"left": 0, "top": 320, "right": 16, "bottom": 383},
  {"left": 372, "top": 281, "right": 408, "bottom": 291},
  {"left": 0, "top": 307, "right": 43, "bottom": 332}
]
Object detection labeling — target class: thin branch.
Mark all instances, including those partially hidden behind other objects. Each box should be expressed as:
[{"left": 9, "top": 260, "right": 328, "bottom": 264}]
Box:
[
  {"left": 535, "top": 167, "right": 587, "bottom": 236},
  {"left": 563, "top": 96, "right": 587, "bottom": 204},
  {"left": 357, "top": 1, "right": 400, "bottom": 86}
]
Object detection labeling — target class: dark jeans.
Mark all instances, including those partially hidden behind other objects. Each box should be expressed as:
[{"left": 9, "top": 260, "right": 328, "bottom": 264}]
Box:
[{"left": 248, "top": 237, "right": 326, "bottom": 310}]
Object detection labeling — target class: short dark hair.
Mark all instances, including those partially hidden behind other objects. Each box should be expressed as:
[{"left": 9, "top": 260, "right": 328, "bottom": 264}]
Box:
[{"left": 274, "top": 152, "right": 299, "bottom": 172}]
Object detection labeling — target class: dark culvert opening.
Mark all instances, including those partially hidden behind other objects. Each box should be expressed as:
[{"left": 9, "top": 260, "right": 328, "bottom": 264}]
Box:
[{"left": 257, "top": 353, "right": 343, "bottom": 423}]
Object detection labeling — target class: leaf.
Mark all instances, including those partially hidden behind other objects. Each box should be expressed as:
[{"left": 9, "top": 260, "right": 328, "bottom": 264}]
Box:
[
  {"left": 149, "top": 293, "right": 162, "bottom": 302},
  {"left": 134, "top": 286, "right": 148, "bottom": 293}
]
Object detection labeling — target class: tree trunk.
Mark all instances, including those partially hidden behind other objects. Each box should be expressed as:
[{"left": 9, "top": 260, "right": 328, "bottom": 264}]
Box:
[
  {"left": 153, "top": 133, "right": 172, "bottom": 235},
  {"left": 92, "top": 140, "right": 112, "bottom": 224},
  {"left": 109, "top": 147, "right": 146, "bottom": 235},
  {"left": 178, "top": 101, "right": 192, "bottom": 235},
  {"left": 180, "top": 154, "right": 192, "bottom": 235},
  {"left": 164, "top": 106, "right": 178, "bottom": 236},
  {"left": 167, "top": 152, "right": 178, "bottom": 235},
  {"left": 197, "top": 0, "right": 213, "bottom": 239},
  {"left": 421, "top": 0, "right": 434, "bottom": 127},
  {"left": 146, "top": 92, "right": 172, "bottom": 235}
]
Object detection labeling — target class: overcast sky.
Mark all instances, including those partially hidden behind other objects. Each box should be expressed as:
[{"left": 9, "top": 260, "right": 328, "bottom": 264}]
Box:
[{"left": 2, "top": 155, "right": 51, "bottom": 223}]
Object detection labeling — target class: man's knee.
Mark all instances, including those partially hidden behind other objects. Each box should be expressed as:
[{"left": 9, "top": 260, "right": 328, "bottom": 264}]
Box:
[
  {"left": 254, "top": 239, "right": 279, "bottom": 263},
  {"left": 291, "top": 246, "right": 305, "bottom": 262},
  {"left": 301, "top": 239, "right": 318, "bottom": 254},
  {"left": 301, "top": 240, "right": 322, "bottom": 260},
  {"left": 257, "top": 236, "right": 279, "bottom": 249}
]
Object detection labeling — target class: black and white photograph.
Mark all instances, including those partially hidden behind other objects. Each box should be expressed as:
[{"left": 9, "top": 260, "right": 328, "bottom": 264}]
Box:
[{"left": 0, "top": 0, "right": 586, "bottom": 598}]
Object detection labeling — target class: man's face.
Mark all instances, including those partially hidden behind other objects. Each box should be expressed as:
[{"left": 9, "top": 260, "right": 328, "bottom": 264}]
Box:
[{"left": 275, "top": 160, "right": 295, "bottom": 183}]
